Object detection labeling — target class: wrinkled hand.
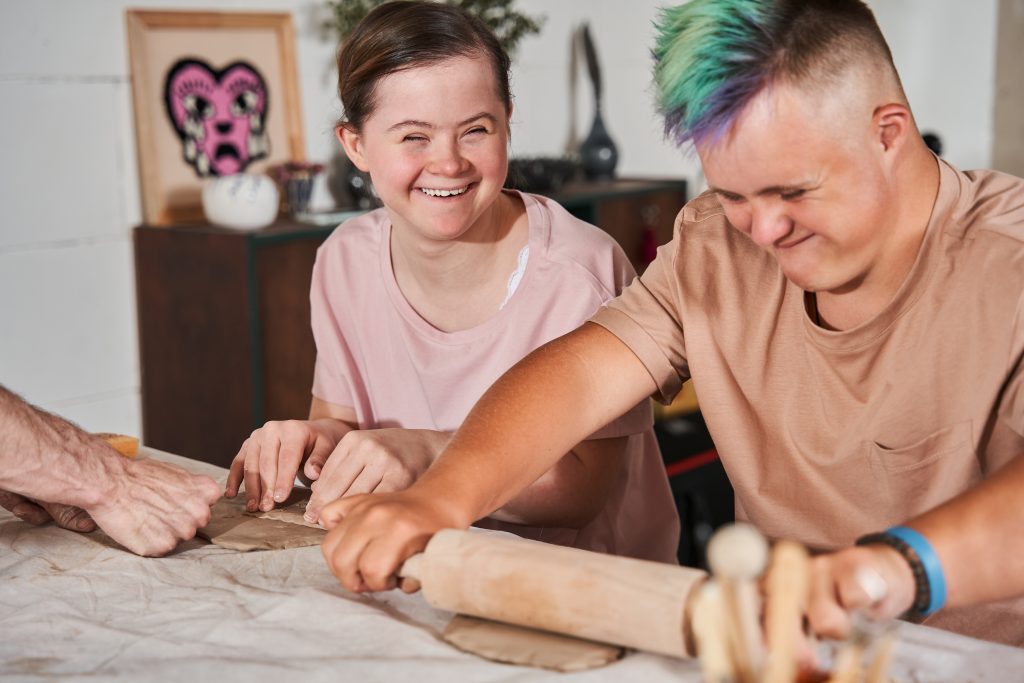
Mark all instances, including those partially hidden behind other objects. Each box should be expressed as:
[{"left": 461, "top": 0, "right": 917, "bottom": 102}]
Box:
[
  {"left": 304, "top": 429, "right": 447, "bottom": 523},
  {"left": 86, "top": 458, "right": 222, "bottom": 557},
  {"left": 226, "top": 420, "right": 337, "bottom": 513},
  {"left": 320, "top": 488, "right": 467, "bottom": 593},
  {"left": 0, "top": 490, "right": 96, "bottom": 532},
  {"left": 806, "top": 545, "right": 916, "bottom": 639}
]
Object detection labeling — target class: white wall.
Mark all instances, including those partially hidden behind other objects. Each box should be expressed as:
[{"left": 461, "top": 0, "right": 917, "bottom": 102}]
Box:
[
  {"left": 0, "top": 0, "right": 1000, "bottom": 436},
  {"left": 871, "top": 0, "right": 998, "bottom": 170}
]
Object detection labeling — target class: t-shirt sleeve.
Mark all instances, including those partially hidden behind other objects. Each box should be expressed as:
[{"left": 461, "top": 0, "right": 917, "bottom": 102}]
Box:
[
  {"left": 589, "top": 217, "right": 690, "bottom": 405},
  {"left": 309, "top": 250, "right": 357, "bottom": 411}
]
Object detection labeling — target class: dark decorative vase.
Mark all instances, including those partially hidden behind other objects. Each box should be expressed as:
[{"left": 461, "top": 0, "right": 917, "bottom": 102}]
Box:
[
  {"left": 579, "top": 107, "right": 618, "bottom": 180},
  {"left": 283, "top": 176, "right": 315, "bottom": 216},
  {"left": 326, "top": 151, "right": 381, "bottom": 210}
]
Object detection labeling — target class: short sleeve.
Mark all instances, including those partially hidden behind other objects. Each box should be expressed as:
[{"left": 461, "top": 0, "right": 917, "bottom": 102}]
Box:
[
  {"left": 309, "top": 251, "right": 357, "bottom": 410},
  {"left": 589, "top": 220, "right": 690, "bottom": 404}
]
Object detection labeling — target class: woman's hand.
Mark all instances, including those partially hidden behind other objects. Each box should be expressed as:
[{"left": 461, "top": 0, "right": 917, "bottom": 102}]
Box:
[
  {"left": 225, "top": 419, "right": 342, "bottom": 513},
  {"left": 304, "top": 428, "right": 449, "bottom": 523}
]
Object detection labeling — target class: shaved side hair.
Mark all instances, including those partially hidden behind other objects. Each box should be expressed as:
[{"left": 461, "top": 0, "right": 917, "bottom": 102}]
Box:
[{"left": 653, "top": 0, "right": 904, "bottom": 148}]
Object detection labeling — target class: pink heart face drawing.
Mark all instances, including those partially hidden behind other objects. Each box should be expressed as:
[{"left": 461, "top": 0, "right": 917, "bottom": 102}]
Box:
[{"left": 164, "top": 58, "right": 270, "bottom": 177}]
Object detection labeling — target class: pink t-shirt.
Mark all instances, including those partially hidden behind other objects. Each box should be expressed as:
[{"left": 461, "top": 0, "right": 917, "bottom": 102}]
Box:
[{"left": 310, "top": 190, "right": 680, "bottom": 563}]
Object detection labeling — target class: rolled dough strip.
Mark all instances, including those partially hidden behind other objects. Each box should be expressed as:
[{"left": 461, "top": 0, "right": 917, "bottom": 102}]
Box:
[{"left": 443, "top": 614, "right": 624, "bottom": 672}]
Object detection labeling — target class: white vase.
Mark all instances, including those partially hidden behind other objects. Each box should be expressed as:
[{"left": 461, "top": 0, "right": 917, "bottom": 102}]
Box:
[{"left": 201, "top": 173, "right": 279, "bottom": 230}]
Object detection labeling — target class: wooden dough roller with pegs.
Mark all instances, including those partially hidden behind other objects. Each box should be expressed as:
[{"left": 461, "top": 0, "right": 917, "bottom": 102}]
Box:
[{"left": 398, "top": 529, "right": 708, "bottom": 657}]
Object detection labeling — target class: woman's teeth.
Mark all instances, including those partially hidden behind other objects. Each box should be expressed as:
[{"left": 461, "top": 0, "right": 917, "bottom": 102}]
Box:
[{"left": 420, "top": 187, "right": 467, "bottom": 197}]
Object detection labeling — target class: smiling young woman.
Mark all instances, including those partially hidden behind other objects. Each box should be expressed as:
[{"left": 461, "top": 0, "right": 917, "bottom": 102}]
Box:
[{"left": 224, "top": 1, "right": 680, "bottom": 567}]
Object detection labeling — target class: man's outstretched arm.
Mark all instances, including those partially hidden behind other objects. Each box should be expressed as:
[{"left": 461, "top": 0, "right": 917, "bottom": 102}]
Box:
[{"left": 319, "top": 322, "right": 661, "bottom": 592}]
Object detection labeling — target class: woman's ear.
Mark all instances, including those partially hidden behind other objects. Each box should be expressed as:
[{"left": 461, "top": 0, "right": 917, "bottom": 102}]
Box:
[{"left": 336, "top": 125, "right": 370, "bottom": 172}]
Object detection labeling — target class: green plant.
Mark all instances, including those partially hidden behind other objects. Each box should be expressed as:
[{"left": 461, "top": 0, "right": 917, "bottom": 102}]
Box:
[{"left": 321, "top": 0, "right": 545, "bottom": 57}]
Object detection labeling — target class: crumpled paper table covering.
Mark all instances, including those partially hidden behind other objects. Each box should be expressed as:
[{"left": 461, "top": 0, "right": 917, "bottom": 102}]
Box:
[{"left": 1, "top": 447, "right": 1022, "bottom": 682}]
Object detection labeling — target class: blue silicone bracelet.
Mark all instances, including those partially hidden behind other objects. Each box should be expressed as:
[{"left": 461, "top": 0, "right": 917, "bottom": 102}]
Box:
[{"left": 885, "top": 526, "right": 947, "bottom": 616}]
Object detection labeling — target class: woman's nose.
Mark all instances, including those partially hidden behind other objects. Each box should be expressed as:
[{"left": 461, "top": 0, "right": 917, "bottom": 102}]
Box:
[{"left": 427, "top": 140, "right": 469, "bottom": 176}]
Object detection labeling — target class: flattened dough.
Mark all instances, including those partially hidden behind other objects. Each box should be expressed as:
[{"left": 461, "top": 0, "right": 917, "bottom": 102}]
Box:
[
  {"left": 198, "top": 488, "right": 325, "bottom": 551},
  {"left": 443, "top": 614, "right": 624, "bottom": 672}
]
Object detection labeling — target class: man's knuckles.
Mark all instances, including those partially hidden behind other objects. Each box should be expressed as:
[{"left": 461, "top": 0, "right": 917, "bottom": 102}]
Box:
[{"left": 806, "top": 600, "right": 850, "bottom": 639}]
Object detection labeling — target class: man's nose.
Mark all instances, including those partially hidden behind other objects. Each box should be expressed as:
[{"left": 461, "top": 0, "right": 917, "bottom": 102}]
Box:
[{"left": 749, "top": 205, "right": 794, "bottom": 248}]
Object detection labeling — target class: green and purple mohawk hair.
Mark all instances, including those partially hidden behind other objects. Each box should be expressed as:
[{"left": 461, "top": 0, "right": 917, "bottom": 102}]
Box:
[
  {"left": 653, "top": 0, "right": 780, "bottom": 149},
  {"left": 653, "top": 0, "right": 896, "bottom": 149}
]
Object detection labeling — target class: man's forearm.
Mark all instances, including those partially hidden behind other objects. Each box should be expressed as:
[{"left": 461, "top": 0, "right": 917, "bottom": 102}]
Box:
[
  {"left": 487, "top": 451, "right": 592, "bottom": 527},
  {"left": 0, "top": 386, "right": 118, "bottom": 509},
  {"left": 911, "top": 454, "right": 1024, "bottom": 607},
  {"left": 489, "top": 437, "right": 627, "bottom": 528},
  {"left": 410, "top": 323, "right": 655, "bottom": 527}
]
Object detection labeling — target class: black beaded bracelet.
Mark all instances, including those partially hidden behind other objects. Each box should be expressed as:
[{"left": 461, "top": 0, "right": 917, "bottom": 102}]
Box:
[{"left": 855, "top": 532, "right": 930, "bottom": 618}]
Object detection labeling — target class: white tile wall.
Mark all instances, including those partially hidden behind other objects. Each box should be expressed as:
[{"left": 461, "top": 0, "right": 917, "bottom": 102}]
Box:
[
  {"left": 0, "top": 0, "right": 1002, "bottom": 438},
  {"left": 0, "top": 80, "right": 130, "bottom": 248},
  {"left": 0, "top": 240, "right": 138, "bottom": 422},
  {"left": 873, "top": 1, "right": 998, "bottom": 170},
  {"left": 47, "top": 390, "right": 142, "bottom": 438}
]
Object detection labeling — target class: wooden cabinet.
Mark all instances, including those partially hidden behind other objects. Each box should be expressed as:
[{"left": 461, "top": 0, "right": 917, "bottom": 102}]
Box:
[
  {"left": 134, "top": 178, "right": 686, "bottom": 466},
  {"left": 553, "top": 178, "right": 687, "bottom": 274}
]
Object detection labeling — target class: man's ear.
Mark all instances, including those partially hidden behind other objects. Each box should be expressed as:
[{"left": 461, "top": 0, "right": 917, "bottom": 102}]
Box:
[
  {"left": 873, "top": 103, "right": 913, "bottom": 154},
  {"left": 336, "top": 125, "right": 370, "bottom": 172}
]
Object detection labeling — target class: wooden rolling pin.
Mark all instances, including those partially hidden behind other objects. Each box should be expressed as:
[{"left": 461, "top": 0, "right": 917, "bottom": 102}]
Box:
[{"left": 398, "top": 529, "right": 707, "bottom": 658}]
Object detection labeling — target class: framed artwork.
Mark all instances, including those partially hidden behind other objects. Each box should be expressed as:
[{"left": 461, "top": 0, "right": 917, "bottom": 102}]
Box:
[{"left": 126, "top": 10, "right": 305, "bottom": 225}]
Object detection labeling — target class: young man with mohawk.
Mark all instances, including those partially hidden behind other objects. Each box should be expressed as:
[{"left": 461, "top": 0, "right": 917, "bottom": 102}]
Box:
[{"left": 318, "top": 0, "right": 1024, "bottom": 646}]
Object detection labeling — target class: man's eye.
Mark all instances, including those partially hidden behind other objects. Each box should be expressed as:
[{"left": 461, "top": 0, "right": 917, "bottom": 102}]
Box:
[
  {"left": 781, "top": 190, "right": 806, "bottom": 201},
  {"left": 716, "top": 192, "right": 743, "bottom": 204},
  {"left": 465, "top": 127, "right": 487, "bottom": 136},
  {"left": 403, "top": 135, "right": 426, "bottom": 142}
]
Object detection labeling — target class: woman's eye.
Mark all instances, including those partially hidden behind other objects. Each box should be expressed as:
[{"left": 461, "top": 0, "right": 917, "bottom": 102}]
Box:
[
  {"left": 403, "top": 135, "right": 426, "bottom": 142},
  {"left": 465, "top": 127, "right": 487, "bottom": 136}
]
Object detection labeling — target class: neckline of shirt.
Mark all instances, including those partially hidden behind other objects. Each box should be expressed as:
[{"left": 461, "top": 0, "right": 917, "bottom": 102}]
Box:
[
  {"left": 380, "top": 189, "right": 545, "bottom": 345},
  {"left": 800, "top": 157, "right": 959, "bottom": 352}
]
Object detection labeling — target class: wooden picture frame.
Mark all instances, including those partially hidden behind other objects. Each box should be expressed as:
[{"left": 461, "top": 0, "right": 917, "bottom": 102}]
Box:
[{"left": 126, "top": 10, "right": 305, "bottom": 225}]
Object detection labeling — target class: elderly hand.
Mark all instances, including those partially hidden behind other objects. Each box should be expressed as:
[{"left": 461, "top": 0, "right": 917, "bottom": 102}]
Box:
[
  {"left": 806, "top": 544, "right": 917, "bottom": 640},
  {"left": 319, "top": 488, "right": 468, "bottom": 593},
  {"left": 226, "top": 419, "right": 340, "bottom": 513},
  {"left": 0, "top": 490, "right": 96, "bottom": 531},
  {"left": 86, "top": 457, "right": 222, "bottom": 557},
  {"left": 304, "top": 428, "right": 449, "bottom": 524}
]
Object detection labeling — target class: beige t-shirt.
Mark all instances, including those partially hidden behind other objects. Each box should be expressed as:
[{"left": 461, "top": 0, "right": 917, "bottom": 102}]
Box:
[{"left": 592, "top": 159, "right": 1024, "bottom": 644}]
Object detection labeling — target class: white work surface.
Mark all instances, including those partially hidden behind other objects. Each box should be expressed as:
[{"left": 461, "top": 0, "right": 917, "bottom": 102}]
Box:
[{"left": 1, "top": 448, "right": 1022, "bottom": 682}]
